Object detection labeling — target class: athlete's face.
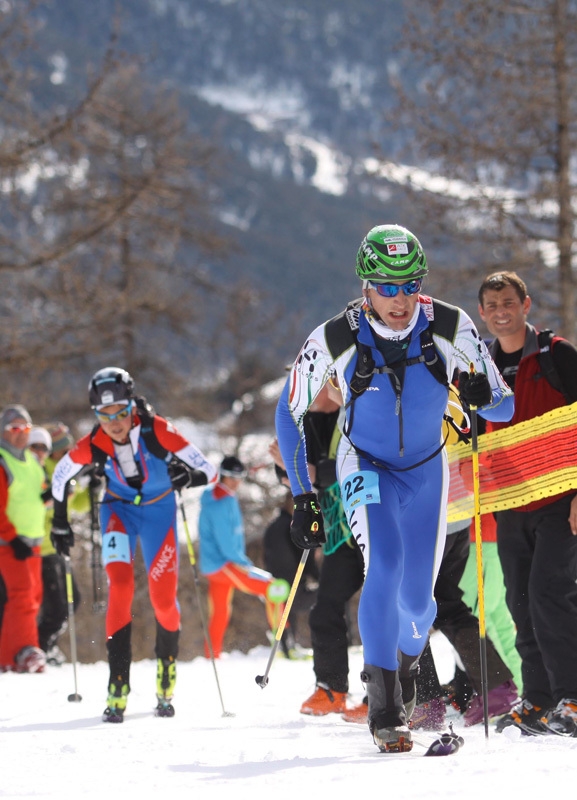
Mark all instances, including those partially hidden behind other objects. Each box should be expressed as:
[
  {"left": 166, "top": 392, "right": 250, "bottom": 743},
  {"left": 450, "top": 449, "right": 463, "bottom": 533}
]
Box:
[
  {"left": 97, "top": 403, "right": 134, "bottom": 443},
  {"left": 478, "top": 285, "right": 530, "bottom": 340},
  {"left": 364, "top": 282, "right": 420, "bottom": 331}
]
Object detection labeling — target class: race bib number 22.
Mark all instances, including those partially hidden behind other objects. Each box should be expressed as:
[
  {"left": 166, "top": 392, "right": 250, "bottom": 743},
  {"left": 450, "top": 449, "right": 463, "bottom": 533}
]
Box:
[{"left": 341, "top": 470, "right": 381, "bottom": 516}]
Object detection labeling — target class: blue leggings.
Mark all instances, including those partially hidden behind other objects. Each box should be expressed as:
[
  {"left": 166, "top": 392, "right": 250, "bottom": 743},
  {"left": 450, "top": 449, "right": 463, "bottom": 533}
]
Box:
[{"left": 338, "top": 442, "right": 448, "bottom": 670}]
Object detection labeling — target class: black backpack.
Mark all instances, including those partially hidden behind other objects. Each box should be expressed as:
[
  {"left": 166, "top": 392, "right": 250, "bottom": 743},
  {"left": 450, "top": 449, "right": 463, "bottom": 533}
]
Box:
[{"left": 535, "top": 329, "right": 572, "bottom": 404}]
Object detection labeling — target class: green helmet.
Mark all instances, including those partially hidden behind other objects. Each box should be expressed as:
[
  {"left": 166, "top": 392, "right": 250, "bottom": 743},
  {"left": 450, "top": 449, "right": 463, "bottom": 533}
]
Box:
[{"left": 355, "top": 224, "right": 428, "bottom": 282}]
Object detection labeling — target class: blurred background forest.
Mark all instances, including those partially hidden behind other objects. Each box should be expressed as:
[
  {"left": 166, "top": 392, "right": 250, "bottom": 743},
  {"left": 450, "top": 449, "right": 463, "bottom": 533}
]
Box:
[{"left": 2, "top": 0, "right": 576, "bottom": 660}]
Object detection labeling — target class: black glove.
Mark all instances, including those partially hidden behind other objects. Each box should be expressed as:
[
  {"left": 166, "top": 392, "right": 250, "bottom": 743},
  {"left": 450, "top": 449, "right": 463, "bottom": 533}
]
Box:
[
  {"left": 290, "top": 492, "right": 326, "bottom": 549},
  {"left": 9, "top": 537, "right": 33, "bottom": 561},
  {"left": 458, "top": 371, "right": 492, "bottom": 408},
  {"left": 50, "top": 524, "right": 75, "bottom": 557},
  {"left": 41, "top": 486, "right": 53, "bottom": 503},
  {"left": 167, "top": 460, "right": 208, "bottom": 490}
]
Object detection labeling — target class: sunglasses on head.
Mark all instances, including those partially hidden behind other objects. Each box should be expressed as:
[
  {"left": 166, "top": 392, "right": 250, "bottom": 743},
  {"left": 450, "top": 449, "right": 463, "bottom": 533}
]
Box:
[
  {"left": 368, "top": 279, "right": 422, "bottom": 298},
  {"left": 4, "top": 422, "right": 32, "bottom": 433},
  {"left": 94, "top": 401, "right": 133, "bottom": 424}
]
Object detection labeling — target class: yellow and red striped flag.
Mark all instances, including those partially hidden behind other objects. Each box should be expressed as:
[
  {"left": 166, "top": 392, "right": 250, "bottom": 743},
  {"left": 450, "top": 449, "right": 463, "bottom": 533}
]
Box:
[{"left": 447, "top": 402, "right": 577, "bottom": 523}]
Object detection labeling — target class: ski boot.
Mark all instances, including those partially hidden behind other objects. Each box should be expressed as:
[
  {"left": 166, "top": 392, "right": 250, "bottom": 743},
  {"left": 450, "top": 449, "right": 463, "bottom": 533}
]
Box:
[
  {"left": 399, "top": 651, "right": 420, "bottom": 724},
  {"left": 155, "top": 656, "right": 176, "bottom": 718},
  {"left": 362, "top": 664, "right": 413, "bottom": 753},
  {"left": 103, "top": 681, "right": 129, "bottom": 723}
]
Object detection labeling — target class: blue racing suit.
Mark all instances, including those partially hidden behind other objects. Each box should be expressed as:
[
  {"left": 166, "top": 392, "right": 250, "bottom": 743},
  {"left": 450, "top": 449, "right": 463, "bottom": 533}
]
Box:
[{"left": 276, "top": 295, "right": 514, "bottom": 672}]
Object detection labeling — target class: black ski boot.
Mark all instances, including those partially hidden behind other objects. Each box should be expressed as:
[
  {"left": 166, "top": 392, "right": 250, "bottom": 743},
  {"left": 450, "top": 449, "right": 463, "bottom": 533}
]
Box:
[
  {"left": 102, "top": 681, "right": 129, "bottom": 723},
  {"left": 399, "top": 651, "right": 420, "bottom": 724},
  {"left": 361, "top": 664, "right": 412, "bottom": 753},
  {"left": 155, "top": 656, "right": 176, "bottom": 718},
  {"left": 103, "top": 625, "right": 132, "bottom": 723}
]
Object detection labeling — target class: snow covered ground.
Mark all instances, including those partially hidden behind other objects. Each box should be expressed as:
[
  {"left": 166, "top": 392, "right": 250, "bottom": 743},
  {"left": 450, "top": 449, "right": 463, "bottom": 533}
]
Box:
[{"left": 3, "top": 634, "right": 577, "bottom": 798}]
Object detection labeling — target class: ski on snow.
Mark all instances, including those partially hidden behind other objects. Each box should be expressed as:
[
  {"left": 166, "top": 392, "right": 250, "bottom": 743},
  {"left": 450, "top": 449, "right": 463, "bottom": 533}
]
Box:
[
  {"left": 413, "top": 724, "right": 464, "bottom": 757},
  {"left": 375, "top": 723, "right": 464, "bottom": 756}
]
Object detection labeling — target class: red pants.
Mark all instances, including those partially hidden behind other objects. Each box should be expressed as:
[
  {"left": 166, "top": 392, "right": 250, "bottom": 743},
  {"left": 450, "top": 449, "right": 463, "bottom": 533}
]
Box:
[
  {"left": 205, "top": 563, "right": 282, "bottom": 658},
  {"left": 102, "top": 507, "right": 181, "bottom": 640},
  {"left": 0, "top": 546, "right": 42, "bottom": 668}
]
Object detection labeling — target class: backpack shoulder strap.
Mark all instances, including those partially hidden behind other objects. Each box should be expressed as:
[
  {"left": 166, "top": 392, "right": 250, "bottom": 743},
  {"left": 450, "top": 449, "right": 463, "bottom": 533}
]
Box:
[
  {"left": 430, "top": 299, "right": 460, "bottom": 342},
  {"left": 323, "top": 299, "right": 376, "bottom": 396},
  {"left": 420, "top": 299, "right": 460, "bottom": 388},
  {"left": 89, "top": 426, "right": 109, "bottom": 477},
  {"left": 133, "top": 396, "right": 170, "bottom": 460},
  {"left": 536, "top": 329, "right": 571, "bottom": 403},
  {"left": 324, "top": 298, "right": 363, "bottom": 361},
  {"left": 406, "top": 300, "right": 458, "bottom": 388}
]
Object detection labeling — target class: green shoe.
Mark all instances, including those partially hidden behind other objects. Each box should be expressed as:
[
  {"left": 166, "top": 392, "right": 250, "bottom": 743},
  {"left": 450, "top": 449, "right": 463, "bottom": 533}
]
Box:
[
  {"left": 103, "top": 682, "right": 129, "bottom": 723},
  {"left": 156, "top": 657, "right": 177, "bottom": 701}
]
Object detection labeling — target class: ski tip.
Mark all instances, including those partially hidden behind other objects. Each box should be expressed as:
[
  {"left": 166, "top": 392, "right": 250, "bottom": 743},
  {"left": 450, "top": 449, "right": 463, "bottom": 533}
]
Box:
[
  {"left": 67, "top": 693, "right": 83, "bottom": 703},
  {"left": 255, "top": 674, "right": 269, "bottom": 688},
  {"left": 423, "top": 730, "right": 464, "bottom": 757}
]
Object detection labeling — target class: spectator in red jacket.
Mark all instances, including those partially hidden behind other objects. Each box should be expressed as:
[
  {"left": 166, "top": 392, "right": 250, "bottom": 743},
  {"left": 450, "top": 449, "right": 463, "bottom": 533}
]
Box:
[{"left": 0, "top": 405, "right": 47, "bottom": 673}]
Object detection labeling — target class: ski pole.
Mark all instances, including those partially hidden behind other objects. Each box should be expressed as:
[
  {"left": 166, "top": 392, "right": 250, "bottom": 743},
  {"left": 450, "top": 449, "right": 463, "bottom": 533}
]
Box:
[
  {"left": 469, "top": 364, "right": 489, "bottom": 740},
  {"left": 64, "top": 554, "right": 82, "bottom": 702},
  {"left": 88, "top": 475, "right": 106, "bottom": 614},
  {"left": 177, "top": 491, "right": 234, "bottom": 718},
  {"left": 255, "top": 548, "right": 310, "bottom": 688}
]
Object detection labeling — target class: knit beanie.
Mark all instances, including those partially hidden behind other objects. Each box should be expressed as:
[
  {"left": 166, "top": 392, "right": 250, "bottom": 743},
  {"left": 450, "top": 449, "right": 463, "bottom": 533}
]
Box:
[
  {"left": 0, "top": 405, "right": 32, "bottom": 430},
  {"left": 219, "top": 455, "right": 247, "bottom": 478},
  {"left": 46, "top": 422, "right": 74, "bottom": 454}
]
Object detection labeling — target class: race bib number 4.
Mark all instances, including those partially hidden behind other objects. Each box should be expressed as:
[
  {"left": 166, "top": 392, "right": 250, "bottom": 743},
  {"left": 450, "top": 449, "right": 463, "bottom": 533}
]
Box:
[
  {"left": 341, "top": 470, "right": 381, "bottom": 516},
  {"left": 102, "top": 531, "right": 131, "bottom": 565}
]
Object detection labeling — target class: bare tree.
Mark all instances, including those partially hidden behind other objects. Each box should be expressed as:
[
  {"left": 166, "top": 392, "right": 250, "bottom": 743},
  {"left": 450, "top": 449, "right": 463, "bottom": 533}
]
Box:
[
  {"left": 381, "top": 0, "right": 577, "bottom": 338},
  {"left": 0, "top": 7, "right": 230, "bottom": 416}
]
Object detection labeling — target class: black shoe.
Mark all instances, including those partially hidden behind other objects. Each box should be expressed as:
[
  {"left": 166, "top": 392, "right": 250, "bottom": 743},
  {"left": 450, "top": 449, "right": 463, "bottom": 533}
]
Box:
[
  {"left": 542, "top": 698, "right": 577, "bottom": 737},
  {"left": 443, "top": 666, "right": 474, "bottom": 713},
  {"left": 495, "top": 698, "right": 549, "bottom": 736}
]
